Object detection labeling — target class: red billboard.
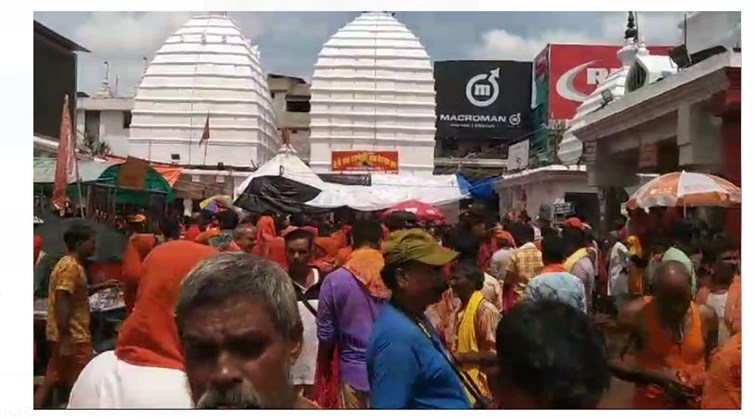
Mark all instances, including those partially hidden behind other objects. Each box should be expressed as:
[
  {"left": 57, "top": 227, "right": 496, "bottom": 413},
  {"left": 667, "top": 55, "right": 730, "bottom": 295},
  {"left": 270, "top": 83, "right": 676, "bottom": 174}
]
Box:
[{"left": 543, "top": 44, "right": 671, "bottom": 121}]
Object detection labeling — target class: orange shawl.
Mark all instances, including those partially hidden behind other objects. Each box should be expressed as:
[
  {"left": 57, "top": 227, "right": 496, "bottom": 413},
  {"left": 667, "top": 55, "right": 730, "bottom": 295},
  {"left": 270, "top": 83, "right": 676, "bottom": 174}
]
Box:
[
  {"left": 335, "top": 246, "right": 352, "bottom": 267},
  {"left": 725, "top": 277, "right": 741, "bottom": 334},
  {"left": 343, "top": 248, "right": 390, "bottom": 300},
  {"left": 701, "top": 332, "right": 741, "bottom": 409},
  {"left": 115, "top": 241, "right": 217, "bottom": 370},
  {"left": 121, "top": 234, "right": 158, "bottom": 313}
]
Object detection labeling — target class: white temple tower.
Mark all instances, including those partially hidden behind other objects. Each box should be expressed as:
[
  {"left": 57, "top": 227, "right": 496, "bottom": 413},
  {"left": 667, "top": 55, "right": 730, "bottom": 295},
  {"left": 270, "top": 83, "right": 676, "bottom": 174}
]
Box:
[
  {"left": 129, "top": 14, "right": 279, "bottom": 168},
  {"left": 308, "top": 12, "right": 437, "bottom": 175}
]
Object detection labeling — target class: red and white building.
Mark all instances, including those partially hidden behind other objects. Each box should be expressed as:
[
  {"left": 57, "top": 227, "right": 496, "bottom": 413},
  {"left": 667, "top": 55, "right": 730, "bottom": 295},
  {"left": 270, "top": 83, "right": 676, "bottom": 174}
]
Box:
[
  {"left": 571, "top": 12, "right": 741, "bottom": 240},
  {"left": 497, "top": 13, "right": 669, "bottom": 224}
]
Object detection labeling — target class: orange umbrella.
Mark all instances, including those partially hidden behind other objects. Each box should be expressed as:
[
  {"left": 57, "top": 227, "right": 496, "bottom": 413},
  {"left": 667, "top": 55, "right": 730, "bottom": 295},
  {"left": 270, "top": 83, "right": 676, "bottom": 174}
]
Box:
[{"left": 625, "top": 171, "right": 741, "bottom": 210}]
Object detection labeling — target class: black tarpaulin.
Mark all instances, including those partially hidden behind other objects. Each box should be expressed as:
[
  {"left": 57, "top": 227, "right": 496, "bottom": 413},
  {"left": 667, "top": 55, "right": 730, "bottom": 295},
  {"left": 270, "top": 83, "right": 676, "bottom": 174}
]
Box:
[
  {"left": 36, "top": 212, "right": 128, "bottom": 262},
  {"left": 234, "top": 175, "right": 330, "bottom": 214}
]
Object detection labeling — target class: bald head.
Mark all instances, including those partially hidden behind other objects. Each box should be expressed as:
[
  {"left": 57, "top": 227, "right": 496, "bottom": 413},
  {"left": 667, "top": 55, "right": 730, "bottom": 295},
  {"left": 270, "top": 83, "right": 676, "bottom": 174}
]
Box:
[{"left": 653, "top": 261, "right": 693, "bottom": 316}]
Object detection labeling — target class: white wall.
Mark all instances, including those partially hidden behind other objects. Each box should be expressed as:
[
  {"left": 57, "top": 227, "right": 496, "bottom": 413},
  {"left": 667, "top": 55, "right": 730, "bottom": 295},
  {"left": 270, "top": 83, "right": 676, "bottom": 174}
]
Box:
[
  {"left": 498, "top": 177, "right": 597, "bottom": 217},
  {"left": 75, "top": 109, "right": 131, "bottom": 157},
  {"left": 99, "top": 111, "right": 130, "bottom": 157}
]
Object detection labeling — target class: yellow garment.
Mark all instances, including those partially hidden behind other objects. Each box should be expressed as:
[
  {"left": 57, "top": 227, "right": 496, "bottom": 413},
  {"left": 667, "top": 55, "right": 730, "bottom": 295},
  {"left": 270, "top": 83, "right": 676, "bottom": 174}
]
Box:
[
  {"left": 564, "top": 247, "right": 588, "bottom": 272},
  {"left": 456, "top": 291, "right": 486, "bottom": 405},
  {"left": 46, "top": 255, "right": 91, "bottom": 354},
  {"left": 627, "top": 235, "right": 643, "bottom": 257}
]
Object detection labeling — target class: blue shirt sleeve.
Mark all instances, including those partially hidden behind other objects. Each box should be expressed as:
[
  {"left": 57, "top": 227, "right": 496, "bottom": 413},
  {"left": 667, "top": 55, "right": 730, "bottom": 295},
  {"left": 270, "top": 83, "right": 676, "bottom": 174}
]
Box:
[
  {"left": 316, "top": 277, "right": 336, "bottom": 343},
  {"left": 370, "top": 338, "right": 419, "bottom": 409}
]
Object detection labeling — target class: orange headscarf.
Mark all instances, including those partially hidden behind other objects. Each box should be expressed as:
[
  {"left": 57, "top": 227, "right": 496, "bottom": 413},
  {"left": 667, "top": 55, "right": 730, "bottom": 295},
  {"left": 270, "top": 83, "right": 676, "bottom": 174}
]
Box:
[
  {"left": 115, "top": 241, "right": 217, "bottom": 370},
  {"left": 313, "top": 237, "right": 340, "bottom": 274},
  {"left": 122, "top": 234, "right": 159, "bottom": 313},
  {"left": 343, "top": 248, "right": 390, "bottom": 300},
  {"left": 494, "top": 230, "right": 516, "bottom": 248}
]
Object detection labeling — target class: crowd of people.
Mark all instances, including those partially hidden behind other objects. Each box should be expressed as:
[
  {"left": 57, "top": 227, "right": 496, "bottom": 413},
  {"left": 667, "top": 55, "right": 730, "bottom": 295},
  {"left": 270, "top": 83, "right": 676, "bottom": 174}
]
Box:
[{"left": 33, "top": 204, "right": 742, "bottom": 409}]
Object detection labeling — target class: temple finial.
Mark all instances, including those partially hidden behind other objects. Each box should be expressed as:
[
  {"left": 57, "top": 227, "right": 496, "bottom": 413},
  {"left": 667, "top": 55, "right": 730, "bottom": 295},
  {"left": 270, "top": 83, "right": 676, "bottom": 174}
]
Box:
[{"left": 625, "top": 12, "right": 638, "bottom": 41}]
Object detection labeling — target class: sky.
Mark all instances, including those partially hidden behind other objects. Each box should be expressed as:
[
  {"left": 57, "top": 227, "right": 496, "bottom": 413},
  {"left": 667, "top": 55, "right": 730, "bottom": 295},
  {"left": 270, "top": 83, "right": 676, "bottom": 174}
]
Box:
[{"left": 33, "top": 11, "right": 685, "bottom": 96}]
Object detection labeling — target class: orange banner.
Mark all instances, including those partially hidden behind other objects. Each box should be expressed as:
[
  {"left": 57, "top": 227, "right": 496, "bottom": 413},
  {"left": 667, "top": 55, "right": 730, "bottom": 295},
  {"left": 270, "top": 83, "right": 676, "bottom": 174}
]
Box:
[
  {"left": 331, "top": 151, "right": 399, "bottom": 173},
  {"left": 118, "top": 156, "right": 150, "bottom": 189}
]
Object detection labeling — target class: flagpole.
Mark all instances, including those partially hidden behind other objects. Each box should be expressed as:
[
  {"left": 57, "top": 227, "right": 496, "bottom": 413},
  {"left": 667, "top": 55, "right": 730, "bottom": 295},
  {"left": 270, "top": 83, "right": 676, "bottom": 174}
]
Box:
[{"left": 76, "top": 179, "right": 86, "bottom": 218}]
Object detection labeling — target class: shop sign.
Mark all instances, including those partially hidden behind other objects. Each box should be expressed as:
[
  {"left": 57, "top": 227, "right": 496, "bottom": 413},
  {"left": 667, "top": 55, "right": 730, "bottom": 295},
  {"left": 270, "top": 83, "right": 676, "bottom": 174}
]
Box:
[{"left": 331, "top": 151, "right": 399, "bottom": 173}]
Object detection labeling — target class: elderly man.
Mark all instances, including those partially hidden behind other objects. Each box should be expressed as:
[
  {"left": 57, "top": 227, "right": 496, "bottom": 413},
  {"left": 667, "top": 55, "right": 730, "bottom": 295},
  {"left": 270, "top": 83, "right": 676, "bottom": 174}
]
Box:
[
  {"left": 175, "top": 253, "right": 318, "bottom": 409},
  {"left": 232, "top": 223, "right": 257, "bottom": 253}
]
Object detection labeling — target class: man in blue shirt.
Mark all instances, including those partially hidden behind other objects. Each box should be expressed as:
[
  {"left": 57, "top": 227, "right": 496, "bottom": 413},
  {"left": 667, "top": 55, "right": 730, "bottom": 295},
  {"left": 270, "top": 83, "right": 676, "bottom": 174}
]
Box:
[{"left": 367, "top": 229, "right": 471, "bottom": 409}]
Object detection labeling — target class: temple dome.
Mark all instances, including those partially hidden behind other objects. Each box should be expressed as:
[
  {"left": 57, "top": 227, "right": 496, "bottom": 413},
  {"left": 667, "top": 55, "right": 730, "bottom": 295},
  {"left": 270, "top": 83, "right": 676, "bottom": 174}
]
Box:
[
  {"left": 129, "top": 14, "right": 279, "bottom": 167},
  {"left": 308, "top": 12, "right": 436, "bottom": 175}
]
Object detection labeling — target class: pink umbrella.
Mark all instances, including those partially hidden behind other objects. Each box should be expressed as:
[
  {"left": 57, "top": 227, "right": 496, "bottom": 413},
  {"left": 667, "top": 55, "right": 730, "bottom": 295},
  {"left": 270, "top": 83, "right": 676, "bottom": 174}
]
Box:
[{"left": 383, "top": 200, "right": 445, "bottom": 222}]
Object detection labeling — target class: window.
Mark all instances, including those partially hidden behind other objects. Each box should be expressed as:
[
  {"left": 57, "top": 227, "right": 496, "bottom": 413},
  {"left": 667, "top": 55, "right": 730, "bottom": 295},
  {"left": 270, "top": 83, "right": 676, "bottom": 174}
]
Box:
[
  {"left": 171, "top": 153, "right": 180, "bottom": 161},
  {"left": 286, "top": 100, "right": 311, "bottom": 113},
  {"left": 84, "top": 110, "right": 101, "bottom": 142},
  {"left": 122, "top": 111, "right": 132, "bottom": 129}
]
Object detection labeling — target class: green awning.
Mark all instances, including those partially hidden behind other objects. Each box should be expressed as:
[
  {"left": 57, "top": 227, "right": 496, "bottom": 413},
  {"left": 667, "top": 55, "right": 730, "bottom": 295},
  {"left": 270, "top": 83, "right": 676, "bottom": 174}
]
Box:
[
  {"left": 34, "top": 158, "right": 113, "bottom": 184},
  {"left": 34, "top": 157, "right": 174, "bottom": 205},
  {"left": 97, "top": 163, "right": 174, "bottom": 204}
]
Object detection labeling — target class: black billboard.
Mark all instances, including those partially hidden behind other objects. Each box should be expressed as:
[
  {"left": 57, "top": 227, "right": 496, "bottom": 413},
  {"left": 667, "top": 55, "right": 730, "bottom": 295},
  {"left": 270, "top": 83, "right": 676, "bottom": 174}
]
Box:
[{"left": 435, "top": 60, "right": 532, "bottom": 141}]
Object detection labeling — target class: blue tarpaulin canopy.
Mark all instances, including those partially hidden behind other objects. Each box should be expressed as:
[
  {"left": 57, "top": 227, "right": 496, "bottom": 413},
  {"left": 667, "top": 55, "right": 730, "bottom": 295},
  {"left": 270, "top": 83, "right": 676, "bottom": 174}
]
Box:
[{"left": 456, "top": 174, "right": 499, "bottom": 201}]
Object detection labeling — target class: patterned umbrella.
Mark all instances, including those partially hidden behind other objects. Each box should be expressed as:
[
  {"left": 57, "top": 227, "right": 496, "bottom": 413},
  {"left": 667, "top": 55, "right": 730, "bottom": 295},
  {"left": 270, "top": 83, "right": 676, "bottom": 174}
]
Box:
[
  {"left": 383, "top": 200, "right": 445, "bottom": 222},
  {"left": 199, "top": 195, "right": 234, "bottom": 214},
  {"left": 625, "top": 171, "right": 741, "bottom": 210}
]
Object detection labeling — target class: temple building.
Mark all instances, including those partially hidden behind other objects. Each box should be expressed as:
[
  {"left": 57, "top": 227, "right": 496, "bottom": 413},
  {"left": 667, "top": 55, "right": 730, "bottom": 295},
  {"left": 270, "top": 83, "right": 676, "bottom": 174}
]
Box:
[{"left": 309, "top": 12, "right": 436, "bottom": 175}]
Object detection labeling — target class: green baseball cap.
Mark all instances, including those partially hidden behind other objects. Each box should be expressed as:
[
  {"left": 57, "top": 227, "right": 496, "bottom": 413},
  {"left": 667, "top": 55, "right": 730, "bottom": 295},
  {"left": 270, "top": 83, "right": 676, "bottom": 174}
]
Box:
[{"left": 383, "top": 228, "right": 458, "bottom": 266}]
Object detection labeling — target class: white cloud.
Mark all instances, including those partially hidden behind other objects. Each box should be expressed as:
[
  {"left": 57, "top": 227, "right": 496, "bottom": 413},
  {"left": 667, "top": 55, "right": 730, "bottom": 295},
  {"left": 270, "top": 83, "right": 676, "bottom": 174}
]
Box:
[
  {"left": 74, "top": 12, "right": 194, "bottom": 58},
  {"left": 470, "top": 12, "right": 684, "bottom": 61},
  {"left": 471, "top": 29, "right": 602, "bottom": 61},
  {"left": 70, "top": 12, "right": 267, "bottom": 94}
]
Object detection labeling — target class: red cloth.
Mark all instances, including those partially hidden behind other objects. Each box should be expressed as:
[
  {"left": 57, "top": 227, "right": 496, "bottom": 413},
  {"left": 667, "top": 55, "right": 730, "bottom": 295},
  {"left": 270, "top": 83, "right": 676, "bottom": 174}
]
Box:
[
  {"left": 89, "top": 262, "right": 124, "bottom": 286},
  {"left": 34, "top": 234, "right": 42, "bottom": 265},
  {"left": 121, "top": 234, "right": 158, "bottom": 314},
  {"left": 256, "top": 216, "right": 277, "bottom": 243},
  {"left": 477, "top": 237, "right": 498, "bottom": 270},
  {"left": 313, "top": 345, "right": 340, "bottom": 409},
  {"left": 268, "top": 237, "right": 288, "bottom": 269},
  {"left": 115, "top": 241, "right": 217, "bottom": 370},
  {"left": 184, "top": 225, "right": 201, "bottom": 242},
  {"left": 565, "top": 217, "right": 584, "bottom": 230},
  {"left": 43, "top": 342, "right": 93, "bottom": 387}
]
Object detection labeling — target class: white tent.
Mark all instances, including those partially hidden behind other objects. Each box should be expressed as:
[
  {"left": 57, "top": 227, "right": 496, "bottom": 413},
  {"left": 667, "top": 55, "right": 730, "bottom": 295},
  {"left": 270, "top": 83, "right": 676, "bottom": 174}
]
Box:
[
  {"left": 235, "top": 148, "right": 468, "bottom": 211},
  {"left": 234, "top": 147, "right": 327, "bottom": 197},
  {"left": 307, "top": 174, "right": 467, "bottom": 211}
]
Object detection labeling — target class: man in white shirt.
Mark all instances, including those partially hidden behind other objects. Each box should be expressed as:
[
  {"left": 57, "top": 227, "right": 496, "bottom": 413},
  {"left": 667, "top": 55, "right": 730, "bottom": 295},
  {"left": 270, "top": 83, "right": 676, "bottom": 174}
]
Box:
[{"left": 606, "top": 231, "right": 630, "bottom": 313}]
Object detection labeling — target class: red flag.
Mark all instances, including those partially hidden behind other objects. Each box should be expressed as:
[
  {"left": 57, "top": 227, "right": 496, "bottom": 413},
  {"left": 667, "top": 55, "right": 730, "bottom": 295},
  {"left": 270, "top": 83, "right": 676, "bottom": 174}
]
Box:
[
  {"left": 52, "top": 95, "right": 79, "bottom": 211},
  {"left": 199, "top": 113, "right": 210, "bottom": 146}
]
